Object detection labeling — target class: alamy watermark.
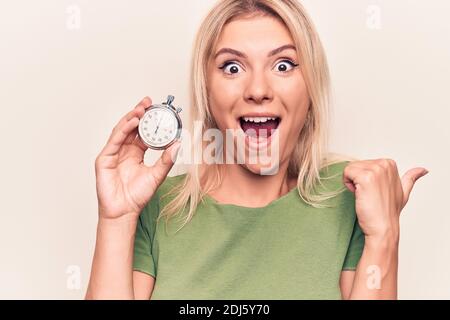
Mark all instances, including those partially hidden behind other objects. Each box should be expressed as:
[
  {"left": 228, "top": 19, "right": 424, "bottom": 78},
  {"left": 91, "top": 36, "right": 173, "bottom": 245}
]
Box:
[
  {"left": 66, "top": 4, "right": 81, "bottom": 30},
  {"left": 366, "top": 4, "right": 382, "bottom": 30},
  {"left": 171, "top": 121, "right": 280, "bottom": 175},
  {"left": 66, "top": 265, "right": 81, "bottom": 290},
  {"left": 366, "top": 264, "right": 382, "bottom": 290}
]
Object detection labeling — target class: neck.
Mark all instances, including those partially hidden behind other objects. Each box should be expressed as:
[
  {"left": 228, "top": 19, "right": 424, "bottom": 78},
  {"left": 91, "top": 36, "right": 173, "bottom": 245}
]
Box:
[{"left": 206, "top": 162, "right": 297, "bottom": 208}]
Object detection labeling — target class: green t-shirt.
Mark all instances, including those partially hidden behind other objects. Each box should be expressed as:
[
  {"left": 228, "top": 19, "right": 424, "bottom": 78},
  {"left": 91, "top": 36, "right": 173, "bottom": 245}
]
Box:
[{"left": 133, "top": 161, "right": 365, "bottom": 299}]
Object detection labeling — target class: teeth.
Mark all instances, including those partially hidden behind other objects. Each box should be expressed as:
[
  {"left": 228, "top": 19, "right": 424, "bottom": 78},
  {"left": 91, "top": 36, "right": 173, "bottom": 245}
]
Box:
[{"left": 242, "top": 117, "right": 277, "bottom": 123}]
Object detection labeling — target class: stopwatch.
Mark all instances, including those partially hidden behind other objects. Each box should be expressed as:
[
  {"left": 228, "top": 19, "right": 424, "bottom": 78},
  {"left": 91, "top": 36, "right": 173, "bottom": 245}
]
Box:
[{"left": 138, "top": 95, "right": 182, "bottom": 150}]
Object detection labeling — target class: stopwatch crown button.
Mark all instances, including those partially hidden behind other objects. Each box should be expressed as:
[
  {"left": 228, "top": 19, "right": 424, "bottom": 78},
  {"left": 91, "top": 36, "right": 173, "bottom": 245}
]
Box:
[{"left": 166, "top": 95, "right": 175, "bottom": 106}]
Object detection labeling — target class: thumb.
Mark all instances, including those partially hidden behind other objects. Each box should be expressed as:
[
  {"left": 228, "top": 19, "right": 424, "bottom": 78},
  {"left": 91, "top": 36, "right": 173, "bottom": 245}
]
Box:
[
  {"left": 148, "top": 140, "right": 182, "bottom": 185},
  {"left": 401, "top": 167, "right": 428, "bottom": 207}
]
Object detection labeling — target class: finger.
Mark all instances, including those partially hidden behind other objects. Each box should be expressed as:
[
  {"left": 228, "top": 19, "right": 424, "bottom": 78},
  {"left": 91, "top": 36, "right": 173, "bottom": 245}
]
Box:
[
  {"left": 345, "top": 159, "right": 386, "bottom": 170},
  {"left": 123, "top": 104, "right": 147, "bottom": 146},
  {"left": 130, "top": 133, "right": 149, "bottom": 152},
  {"left": 343, "top": 163, "right": 369, "bottom": 193},
  {"left": 124, "top": 128, "right": 138, "bottom": 145},
  {"left": 100, "top": 116, "right": 140, "bottom": 157},
  {"left": 99, "top": 98, "right": 150, "bottom": 157},
  {"left": 117, "top": 97, "right": 151, "bottom": 129},
  {"left": 401, "top": 167, "right": 429, "bottom": 206},
  {"left": 147, "top": 140, "right": 182, "bottom": 186},
  {"left": 118, "top": 133, "right": 147, "bottom": 161},
  {"left": 137, "top": 96, "right": 152, "bottom": 109}
]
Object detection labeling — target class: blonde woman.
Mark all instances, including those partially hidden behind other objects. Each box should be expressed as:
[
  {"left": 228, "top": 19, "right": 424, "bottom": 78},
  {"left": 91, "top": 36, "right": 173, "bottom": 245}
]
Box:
[{"left": 86, "top": 0, "right": 428, "bottom": 300}]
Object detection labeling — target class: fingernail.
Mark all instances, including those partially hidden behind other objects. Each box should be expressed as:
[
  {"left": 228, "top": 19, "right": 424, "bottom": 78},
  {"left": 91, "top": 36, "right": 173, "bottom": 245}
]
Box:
[{"left": 416, "top": 168, "right": 429, "bottom": 181}]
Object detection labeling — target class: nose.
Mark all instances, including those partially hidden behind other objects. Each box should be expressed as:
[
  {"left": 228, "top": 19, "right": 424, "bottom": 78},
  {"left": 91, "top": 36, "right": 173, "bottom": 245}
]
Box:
[{"left": 243, "top": 69, "right": 273, "bottom": 105}]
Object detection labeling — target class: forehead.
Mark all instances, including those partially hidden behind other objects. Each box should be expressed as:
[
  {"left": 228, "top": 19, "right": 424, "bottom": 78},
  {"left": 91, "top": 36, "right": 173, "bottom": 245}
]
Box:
[{"left": 215, "top": 15, "right": 294, "bottom": 54}]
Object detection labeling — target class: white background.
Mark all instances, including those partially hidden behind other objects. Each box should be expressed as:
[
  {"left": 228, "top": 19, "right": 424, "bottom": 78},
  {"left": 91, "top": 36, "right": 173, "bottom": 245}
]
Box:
[{"left": 0, "top": 0, "right": 448, "bottom": 299}]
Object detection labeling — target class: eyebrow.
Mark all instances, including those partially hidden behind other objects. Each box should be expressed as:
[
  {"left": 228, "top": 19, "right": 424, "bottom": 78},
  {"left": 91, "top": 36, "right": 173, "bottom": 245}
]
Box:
[{"left": 213, "top": 44, "right": 296, "bottom": 59}]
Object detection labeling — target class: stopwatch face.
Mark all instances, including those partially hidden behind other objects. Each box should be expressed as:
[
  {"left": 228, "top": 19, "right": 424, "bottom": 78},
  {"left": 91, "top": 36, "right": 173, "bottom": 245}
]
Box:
[{"left": 138, "top": 105, "right": 181, "bottom": 150}]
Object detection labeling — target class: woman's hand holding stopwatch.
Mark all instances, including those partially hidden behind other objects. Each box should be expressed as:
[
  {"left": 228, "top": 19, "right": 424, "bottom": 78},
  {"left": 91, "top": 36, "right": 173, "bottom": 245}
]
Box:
[
  {"left": 95, "top": 97, "right": 181, "bottom": 220},
  {"left": 343, "top": 159, "right": 428, "bottom": 242}
]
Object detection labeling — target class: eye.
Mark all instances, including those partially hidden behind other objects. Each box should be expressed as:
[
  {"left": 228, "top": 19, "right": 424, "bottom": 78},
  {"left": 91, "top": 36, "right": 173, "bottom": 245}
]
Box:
[
  {"left": 274, "top": 59, "right": 299, "bottom": 73},
  {"left": 219, "top": 61, "right": 243, "bottom": 75}
]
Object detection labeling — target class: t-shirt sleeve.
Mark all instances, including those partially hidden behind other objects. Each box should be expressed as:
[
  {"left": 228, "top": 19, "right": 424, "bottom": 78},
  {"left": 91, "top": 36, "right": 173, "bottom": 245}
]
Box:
[
  {"left": 342, "top": 218, "right": 365, "bottom": 270},
  {"left": 133, "top": 193, "right": 159, "bottom": 278}
]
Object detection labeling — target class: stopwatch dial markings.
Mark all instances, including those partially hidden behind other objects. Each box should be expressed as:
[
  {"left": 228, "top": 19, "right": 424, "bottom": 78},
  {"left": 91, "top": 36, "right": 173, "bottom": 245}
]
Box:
[{"left": 141, "top": 108, "right": 178, "bottom": 147}]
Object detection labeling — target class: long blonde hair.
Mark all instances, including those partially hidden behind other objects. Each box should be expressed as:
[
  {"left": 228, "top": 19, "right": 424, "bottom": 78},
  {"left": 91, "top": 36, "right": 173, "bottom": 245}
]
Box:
[{"left": 158, "top": 0, "right": 355, "bottom": 232}]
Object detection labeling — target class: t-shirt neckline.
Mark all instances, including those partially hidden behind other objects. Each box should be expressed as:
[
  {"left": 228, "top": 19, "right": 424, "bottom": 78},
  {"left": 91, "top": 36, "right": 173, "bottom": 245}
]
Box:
[{"left": 203, "top": 186, "right": 298, "bottom": 211}]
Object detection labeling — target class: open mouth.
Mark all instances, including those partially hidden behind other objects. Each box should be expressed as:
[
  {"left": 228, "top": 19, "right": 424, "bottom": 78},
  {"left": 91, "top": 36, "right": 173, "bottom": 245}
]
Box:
[{"left": 239, "top": 116, "right": 281, "bottom": 138}]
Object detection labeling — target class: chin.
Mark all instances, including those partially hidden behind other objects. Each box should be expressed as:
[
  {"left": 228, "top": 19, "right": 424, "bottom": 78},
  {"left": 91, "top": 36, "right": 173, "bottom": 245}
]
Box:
[{"left": 240, "top": 161, "right": 281, "bottom": 176}]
